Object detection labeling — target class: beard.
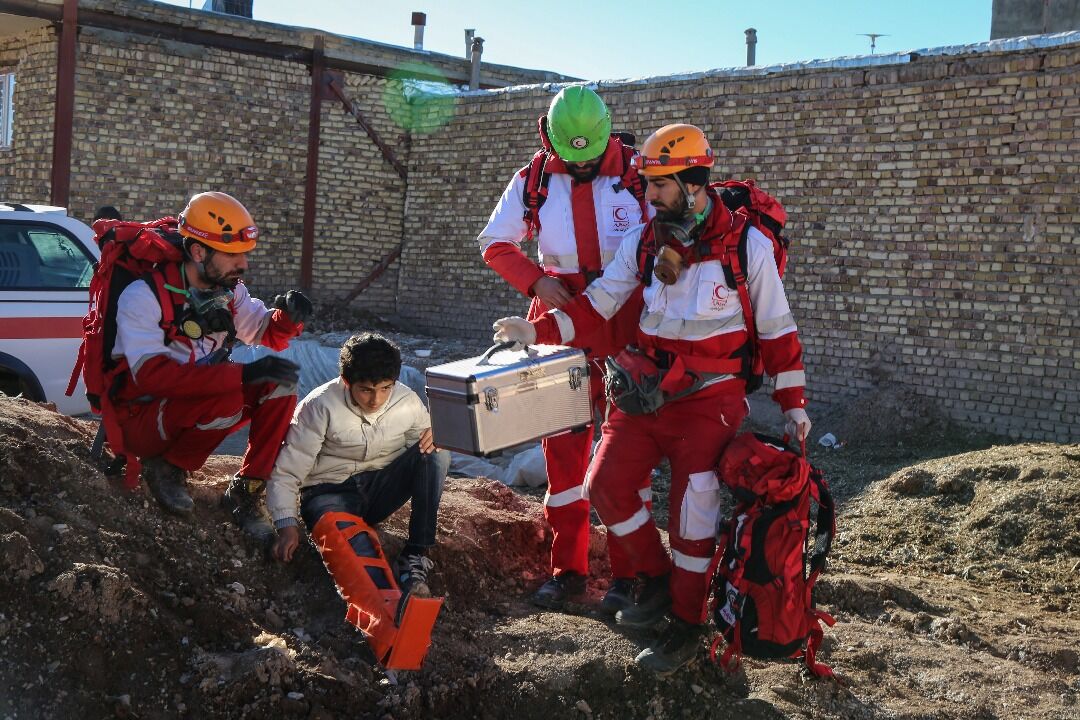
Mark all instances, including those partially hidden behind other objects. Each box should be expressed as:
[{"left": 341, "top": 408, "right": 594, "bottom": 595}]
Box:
[
  {"left": 652, "top": 201, "right": 689, "bottom": 223},
  {"left": 566, "top": 162, "right": 601, "bottom": 183},
  {"left": 199, "top": 256, "right": 243, "bottom": 289}
]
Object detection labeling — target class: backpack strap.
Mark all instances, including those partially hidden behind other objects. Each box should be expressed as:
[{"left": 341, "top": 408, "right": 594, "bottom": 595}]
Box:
[
  {"left": 724, "top": 223, "right": 759, "bottom": 382},
  {"left": 611, "top": 138, "right": 649, "bottom": 221},
  {"left": 521, "top": 149, "right": 552, "bottom": 241},
  {"left": 146, "top": 263, "right": 195, "bottom": 362},
  {"left": 636, "top": 223, "right": 656, "bottom": 287}
]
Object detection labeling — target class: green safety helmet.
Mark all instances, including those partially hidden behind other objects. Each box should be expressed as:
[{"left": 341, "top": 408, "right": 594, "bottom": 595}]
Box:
[{"left": 546, "top": 85, "right": 611, "bottom": 163}]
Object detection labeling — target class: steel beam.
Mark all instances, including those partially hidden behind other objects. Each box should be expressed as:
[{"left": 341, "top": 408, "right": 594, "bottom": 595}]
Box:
[
  {"left": 299, "top": 34, "right": 323, "bottom": 294},
  {"left": 48, "top": 0, "right": 76, "bottom": 208}
]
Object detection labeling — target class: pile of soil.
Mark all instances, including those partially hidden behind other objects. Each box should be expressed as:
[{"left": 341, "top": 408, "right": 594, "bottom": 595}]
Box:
[{"left": 0, "top": 395, "right": 1077, "bottom": 719}]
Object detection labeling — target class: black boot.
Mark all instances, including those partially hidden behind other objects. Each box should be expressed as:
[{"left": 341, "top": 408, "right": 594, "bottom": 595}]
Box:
[
  {"left": 531, "top": 571, "right": 586, "bottom": 610},
  {"left": 600, "top": 577, "right": 638, "bottom": 615},
  {"left": 142, "top": 456, "right": 193, "bottom": 516},
  {"left": 221, "top": 475, "right": 274, "bottom": 542},
  {"left": 615, "top": 573, "right": 670, "bottom": 628},
  {"left": 635, "top": 617, "right": 704, "bottom": 674}
]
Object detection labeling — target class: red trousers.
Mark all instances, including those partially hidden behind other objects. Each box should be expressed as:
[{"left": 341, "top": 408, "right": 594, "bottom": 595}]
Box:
[
  {"left": 118, "top": 381, "right": 296, "bottom": 480},
  {"left": 541, "top": 361, "right": 650, "bottom": 578},
  {"left": 528, "top": 282, "right": 646, "bottom": 580},
  {"left": 587, "top": 385, "right": 747, "bottom": 623}
]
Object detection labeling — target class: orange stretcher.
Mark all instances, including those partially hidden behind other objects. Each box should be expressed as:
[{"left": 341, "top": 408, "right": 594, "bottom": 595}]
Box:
[{"left": 311, "top": 511, "right": 443, "bottom": 670}]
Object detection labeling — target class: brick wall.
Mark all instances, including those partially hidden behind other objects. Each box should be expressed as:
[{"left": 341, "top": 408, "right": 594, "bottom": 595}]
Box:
[
  {"left": 1, "top": 14, "right": 1076, "bottom": 440},
  {"left": 400, "top": 44, "right": 1080, "bottom": 440},
  {"left": 0, "top": 27, "right": 55, "bottom": 202}
]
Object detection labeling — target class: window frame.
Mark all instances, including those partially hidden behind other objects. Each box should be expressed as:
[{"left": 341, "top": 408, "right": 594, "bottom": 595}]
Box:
[
  {"left": 0, "top": 219, "right": 96, "bottom": 291},
  {"left": 0, "top": 71, "right": 13, "bottom": 150}
]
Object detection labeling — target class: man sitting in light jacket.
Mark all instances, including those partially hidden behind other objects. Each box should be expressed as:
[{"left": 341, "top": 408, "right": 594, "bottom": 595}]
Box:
[{"left": 267, "top": 332, "right": 449, "bottom": 596}]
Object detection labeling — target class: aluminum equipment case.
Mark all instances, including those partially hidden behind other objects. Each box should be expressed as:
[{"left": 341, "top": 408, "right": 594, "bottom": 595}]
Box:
[{"left": 425, "top": 343, "right": 592, "bottom": 456}]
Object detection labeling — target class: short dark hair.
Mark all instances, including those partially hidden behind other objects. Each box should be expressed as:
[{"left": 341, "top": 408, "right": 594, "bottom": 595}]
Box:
[
  {"left": 339, "top": 332, "right": 401, "bottom": 385},
  {"left": 93, "top": 205, "right": 123, "bottom": 222}
]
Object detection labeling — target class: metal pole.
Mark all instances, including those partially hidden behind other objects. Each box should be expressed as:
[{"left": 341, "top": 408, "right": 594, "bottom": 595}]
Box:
[
  {"left": 411, "top": 11, "right": 426, "bottom": 51},
  {"left": 469, "top": 36, "right": 484, "bottom": 91},
  {"left": 744, "top": 28, "right": 757, "bottom": 66},
  {"left": 464, "top": 29, "right": 474, "bottom": 59},
  {"left": 300, "top": 35, "right": 324, "bottom": 294},
  {"left": 50, "top": 0, "right": 77, "bottom": 208}
]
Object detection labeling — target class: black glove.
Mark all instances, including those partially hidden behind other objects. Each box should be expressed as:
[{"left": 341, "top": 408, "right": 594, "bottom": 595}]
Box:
[
  {"left": 241, "top": 356, "right": 300, "bottom": 386},
  {"left": 272, "top": 290, "right": 313, "bottom": 325}
]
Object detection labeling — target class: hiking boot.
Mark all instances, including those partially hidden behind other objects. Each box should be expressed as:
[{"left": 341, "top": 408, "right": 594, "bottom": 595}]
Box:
[
  {"left": 635, "top": 617, "right": 705, "bottom": 675},
  {"left": 221, "top": 475, "right": 274, "bottom": 542},
  {"left": 142, "top": 456, "right": 193, "bottom": 516},
  {"left": 531, "top": 571, "right": 587, "bottom": 610},
  {"left": 615, "top": 574, "right": 671, "bottom": 629},
  {"left": 395, "top": 553, "right": 435, "bottom": 598},
  {"left": 600, "top": 577, "right": 638, "bottom": 615}
]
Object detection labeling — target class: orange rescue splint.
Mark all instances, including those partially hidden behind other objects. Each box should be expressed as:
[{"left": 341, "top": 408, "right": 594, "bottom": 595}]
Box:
[{"left": 311, "top": 512, "right": 443, "bottom": 670}]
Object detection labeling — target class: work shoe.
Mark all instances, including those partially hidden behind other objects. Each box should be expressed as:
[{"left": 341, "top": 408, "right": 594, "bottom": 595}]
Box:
[
  {"left": 530, "top": 571, "right": 586, "bottom": 610},
  {"left": 142, "top": 456, "right": 193, "bottom": 516},
  {"left": 396, "top": 553, "right": 435, "bottom": 598},
  {"left": 600, "top": 577, "right": 638, "bottom": 615},
  {"left": 615, "top": 574, "right": 671, "bottom": 629},
  {"left": 635, "top": 617, "right": 705, "bottom": 675},
  {"left": 221, "top": 475, "right": 274, "bottom": 542}
]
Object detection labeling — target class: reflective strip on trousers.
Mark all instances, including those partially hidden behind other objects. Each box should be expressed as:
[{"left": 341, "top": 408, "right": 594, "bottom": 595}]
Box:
[
  {"left": 545, "top": 484, "right": 585, "bottom": 508},
  {"left": 672, "top": 548, "right": 712, "bottom": 573},
  {"left": 607, "top": 505, "right": 651, "bottom": 537}
]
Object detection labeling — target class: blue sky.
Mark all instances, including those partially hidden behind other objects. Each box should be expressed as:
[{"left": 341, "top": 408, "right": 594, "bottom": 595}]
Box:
[{"left": 158, "top": 0, "right": 994, "bottom": 81}]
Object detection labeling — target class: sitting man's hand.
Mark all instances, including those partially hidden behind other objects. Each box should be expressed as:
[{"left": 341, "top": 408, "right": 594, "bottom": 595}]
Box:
[
  {"left": 530, "top": 276, "right": 572, "bottom": 309},
  {"left": 419, "top": 427, "right": 437, "bottom": 454},
  {"left": 492, "top": 316, "right": 536, "bottom": 350},
  {"left": 784, "top": 407, "right": 812, "bottom": 442},
  {"left": 273, "top": 525, "right": 301, "bottom": 563},
  {"left": 241, "top": 356, "right": 300, "bottom": 387},
  {"left": 273, "top": 290, "right": 314, "bottom": 325}
]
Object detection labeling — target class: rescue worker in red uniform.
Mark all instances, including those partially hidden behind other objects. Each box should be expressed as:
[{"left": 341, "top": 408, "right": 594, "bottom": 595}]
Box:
[
  {"left": 493, "top": 124, "right": 812, "bottom": 673},
  {"left": 478, "top": 86, "right": 653, "bottom": 612},
  {"left": 111, "top": 192, "right": 311, "bottom": 540}
]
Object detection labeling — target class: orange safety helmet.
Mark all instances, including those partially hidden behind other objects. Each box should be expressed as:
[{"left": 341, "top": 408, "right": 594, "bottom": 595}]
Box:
[
  {"left": 632, "top": 124, "right": 714, "bottom": 177},
  {"left": 178, "top": 192, "right": 259, "bottom": 254}
]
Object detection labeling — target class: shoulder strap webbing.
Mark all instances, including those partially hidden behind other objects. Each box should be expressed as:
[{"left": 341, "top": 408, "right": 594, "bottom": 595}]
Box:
[{"left": 522, "top": 150, "right": 551, "bottom": 241}]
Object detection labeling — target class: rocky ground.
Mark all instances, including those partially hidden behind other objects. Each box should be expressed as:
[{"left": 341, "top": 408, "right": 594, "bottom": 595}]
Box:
[{"left": 0, "top": 356, "right": 1077, "bottom": 719}]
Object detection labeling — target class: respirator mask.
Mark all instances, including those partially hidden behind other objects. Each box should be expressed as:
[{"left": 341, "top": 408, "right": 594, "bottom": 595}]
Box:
[
  {"left": 651, "top": 218, "right": 699, "bottom": 286},
  {"left": 182, "top": 286, "right": 235, "bottom": 340}
]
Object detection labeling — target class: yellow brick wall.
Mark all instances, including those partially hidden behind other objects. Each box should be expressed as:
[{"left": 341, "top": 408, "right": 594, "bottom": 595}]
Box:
[
  {"left": 1, "top": 19, "right": 1076, "bottom": 439},
  {"left": 400, "top": 45, "right": 1080, "bottom": 440}
]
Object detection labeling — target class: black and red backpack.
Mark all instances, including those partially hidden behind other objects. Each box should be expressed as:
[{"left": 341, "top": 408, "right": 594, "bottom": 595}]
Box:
[
  {"left": 65, "top": 217, "right": 193, "bottom": 488},
  {"left": 709, "top": 433, "right": 837, "bottom": 679},
  {"left": 521, "top": 116, "right": 648, "bottom": 242}
]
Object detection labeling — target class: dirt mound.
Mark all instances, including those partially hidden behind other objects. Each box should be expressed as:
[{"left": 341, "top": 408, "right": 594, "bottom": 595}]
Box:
[
  {"left": 1, "top": 395, "right": 1078, "bottom": 720},
  {"left": 840, "top": 443, "right": 1080, "bottom": 600}
]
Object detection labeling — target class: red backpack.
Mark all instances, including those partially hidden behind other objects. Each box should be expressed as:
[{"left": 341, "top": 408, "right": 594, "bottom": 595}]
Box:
[
  {"left": 65, "top": 217, "right": 190, "bottom": 487},
  {"left": 709, "top": 433, "right": 837, "bottom": 679}
]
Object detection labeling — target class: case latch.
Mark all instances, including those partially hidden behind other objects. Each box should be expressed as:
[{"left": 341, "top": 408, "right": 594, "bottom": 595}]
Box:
[
  {"left": 483, "top": 386, "right": 499, "bottom": 412},
  {"left": 568, "top": 366, "right": 584, "bottom": 391}
]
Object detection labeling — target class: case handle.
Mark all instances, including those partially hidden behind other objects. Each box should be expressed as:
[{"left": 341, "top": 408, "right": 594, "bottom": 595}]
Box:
[{"left": 478, "top": 340, "right": 523, "bottom": 364}]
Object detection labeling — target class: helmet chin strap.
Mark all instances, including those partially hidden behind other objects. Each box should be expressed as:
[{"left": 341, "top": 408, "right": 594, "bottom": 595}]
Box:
[{"left": 673, "top": 174, "right": 696, "bottom": 213}]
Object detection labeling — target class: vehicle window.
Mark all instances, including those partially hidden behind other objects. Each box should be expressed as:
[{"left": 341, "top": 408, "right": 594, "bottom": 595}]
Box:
[{"left": 0, "top": 224, "right": 93, "bottom": 289}]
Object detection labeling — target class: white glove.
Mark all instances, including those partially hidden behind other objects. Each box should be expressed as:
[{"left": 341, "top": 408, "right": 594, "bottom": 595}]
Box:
[
  {"left": 784, "top": 407, "right": 812, "bottom": 442},
  {"left": 492, "top": 316, "right": 536, "bottom": 350}
]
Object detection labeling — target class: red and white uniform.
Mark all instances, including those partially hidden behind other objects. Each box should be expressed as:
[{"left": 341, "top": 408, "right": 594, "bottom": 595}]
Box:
[
  {"left": 532, "top": 195, "right": 807, "bottom": 623},
  {"left": 479, "top": 141, "right": 653, "bottom": 580},
  {"left": 112, "top": 274, "right": 301, "bottom": 479}
]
